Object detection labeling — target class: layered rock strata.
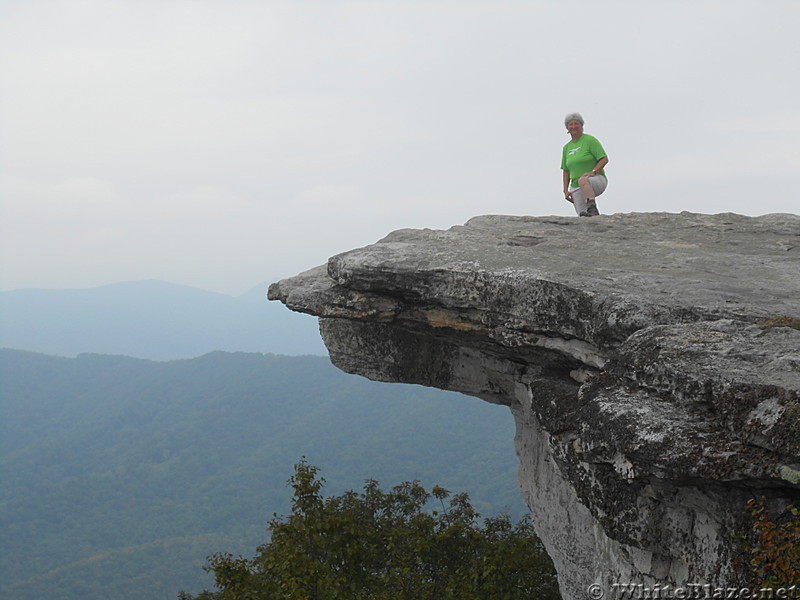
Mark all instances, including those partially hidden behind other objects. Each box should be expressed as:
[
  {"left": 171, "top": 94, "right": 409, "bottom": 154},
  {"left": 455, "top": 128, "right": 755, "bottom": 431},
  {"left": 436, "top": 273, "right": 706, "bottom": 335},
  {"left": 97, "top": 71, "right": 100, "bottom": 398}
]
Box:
[{"left": 268, "top": 212, "right": 800, "bottom": 598}]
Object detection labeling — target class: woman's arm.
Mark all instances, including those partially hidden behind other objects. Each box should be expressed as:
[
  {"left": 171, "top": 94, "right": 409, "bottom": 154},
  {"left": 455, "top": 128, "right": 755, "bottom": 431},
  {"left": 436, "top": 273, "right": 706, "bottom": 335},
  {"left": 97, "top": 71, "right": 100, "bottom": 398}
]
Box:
[
  {"left": 589, "top": 156, "right": 609, "bottom": 175},
  {"left": 562, "top": 170, "right": 572, "bottom": 201}
]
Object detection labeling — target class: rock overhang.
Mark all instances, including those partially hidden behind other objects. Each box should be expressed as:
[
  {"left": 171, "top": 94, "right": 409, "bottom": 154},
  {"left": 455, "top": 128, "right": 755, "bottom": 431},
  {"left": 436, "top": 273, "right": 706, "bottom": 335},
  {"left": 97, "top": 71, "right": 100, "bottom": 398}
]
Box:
[{"left": 270, "top": 211, "right": 799, "bottom": 362}]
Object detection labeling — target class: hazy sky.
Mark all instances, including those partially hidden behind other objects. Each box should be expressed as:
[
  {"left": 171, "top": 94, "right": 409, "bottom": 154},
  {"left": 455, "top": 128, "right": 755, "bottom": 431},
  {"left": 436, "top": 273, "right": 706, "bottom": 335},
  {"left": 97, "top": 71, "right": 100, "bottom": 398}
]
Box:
[{"left": 2, "top": 0, "right": 798, "bottom": 294}]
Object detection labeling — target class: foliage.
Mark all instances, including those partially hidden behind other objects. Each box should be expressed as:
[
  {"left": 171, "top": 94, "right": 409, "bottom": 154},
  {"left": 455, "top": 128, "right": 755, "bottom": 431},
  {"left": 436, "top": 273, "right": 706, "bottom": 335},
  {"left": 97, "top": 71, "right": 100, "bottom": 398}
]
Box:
[
  {"left": 743, "top": 497, "right": 800, "bottom": 588},
  {"left": 183, "top": 460, "right": 560, "bottom": 600},
  {"left": 757, "top": 316, "right": 800, "bottom": 331}
]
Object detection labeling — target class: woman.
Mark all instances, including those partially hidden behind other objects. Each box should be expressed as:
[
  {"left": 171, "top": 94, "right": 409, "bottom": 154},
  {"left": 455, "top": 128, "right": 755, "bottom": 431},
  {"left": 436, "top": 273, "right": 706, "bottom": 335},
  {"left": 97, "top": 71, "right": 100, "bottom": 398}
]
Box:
[{"left": 561, "top": 112, "right": 609, "bottom": 217}]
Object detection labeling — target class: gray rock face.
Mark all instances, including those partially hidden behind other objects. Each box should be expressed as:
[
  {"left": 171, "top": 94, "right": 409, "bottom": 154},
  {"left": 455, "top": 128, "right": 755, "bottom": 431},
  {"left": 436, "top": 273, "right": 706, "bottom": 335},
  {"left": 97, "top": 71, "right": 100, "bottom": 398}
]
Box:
[{"left": 269, "top": 212, "right": 800, "bottom": 598}]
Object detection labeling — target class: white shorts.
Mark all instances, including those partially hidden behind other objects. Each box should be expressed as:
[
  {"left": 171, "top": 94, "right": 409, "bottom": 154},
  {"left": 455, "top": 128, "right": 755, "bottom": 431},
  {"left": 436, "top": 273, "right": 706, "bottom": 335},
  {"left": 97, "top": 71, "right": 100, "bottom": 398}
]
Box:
[{"left": 570, "top": 174, "right": 607, "bottom": 216}]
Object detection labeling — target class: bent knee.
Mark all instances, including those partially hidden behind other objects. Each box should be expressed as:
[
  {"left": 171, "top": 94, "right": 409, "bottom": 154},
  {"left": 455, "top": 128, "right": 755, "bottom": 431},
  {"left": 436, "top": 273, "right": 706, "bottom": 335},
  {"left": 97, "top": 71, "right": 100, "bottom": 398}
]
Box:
[{"left": 578, "top": 175, "right": 595, "bottom": 187}]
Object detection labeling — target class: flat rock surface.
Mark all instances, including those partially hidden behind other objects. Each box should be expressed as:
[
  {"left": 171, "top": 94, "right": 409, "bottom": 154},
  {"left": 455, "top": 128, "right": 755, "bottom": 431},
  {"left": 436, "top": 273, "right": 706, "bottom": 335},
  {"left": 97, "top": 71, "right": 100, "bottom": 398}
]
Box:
[{"left": 330, "top": 212, "right": 798, "bottom": 317}]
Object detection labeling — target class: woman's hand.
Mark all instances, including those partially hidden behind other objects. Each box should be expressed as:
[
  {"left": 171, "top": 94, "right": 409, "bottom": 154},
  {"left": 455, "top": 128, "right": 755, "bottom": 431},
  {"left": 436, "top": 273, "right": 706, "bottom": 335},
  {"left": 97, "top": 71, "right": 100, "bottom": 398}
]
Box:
[{"left": 564, "top": 190, "right": 573, "bottom": 203}]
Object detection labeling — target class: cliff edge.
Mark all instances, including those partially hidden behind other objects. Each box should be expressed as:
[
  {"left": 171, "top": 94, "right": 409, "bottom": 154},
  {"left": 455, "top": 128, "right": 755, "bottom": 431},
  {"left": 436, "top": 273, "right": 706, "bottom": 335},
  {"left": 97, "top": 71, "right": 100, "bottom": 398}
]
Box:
[{"left": 269, "top": 212, "right": 800, "bottom": 597}]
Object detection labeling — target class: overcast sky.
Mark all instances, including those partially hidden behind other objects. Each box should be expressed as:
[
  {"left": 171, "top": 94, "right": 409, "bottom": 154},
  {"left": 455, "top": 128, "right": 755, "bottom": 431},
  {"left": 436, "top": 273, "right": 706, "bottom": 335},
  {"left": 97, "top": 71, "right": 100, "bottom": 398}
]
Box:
[{"left": 1, "top": 0, "right": 798, "bottom": 294}]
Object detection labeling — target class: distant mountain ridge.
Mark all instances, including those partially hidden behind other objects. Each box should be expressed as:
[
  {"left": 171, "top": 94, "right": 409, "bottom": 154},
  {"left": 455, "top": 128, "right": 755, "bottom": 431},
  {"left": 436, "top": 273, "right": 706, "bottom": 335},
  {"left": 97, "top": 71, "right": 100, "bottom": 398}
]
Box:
[{"left": 0, "top": 279, "right": 326, "bottom": 359}]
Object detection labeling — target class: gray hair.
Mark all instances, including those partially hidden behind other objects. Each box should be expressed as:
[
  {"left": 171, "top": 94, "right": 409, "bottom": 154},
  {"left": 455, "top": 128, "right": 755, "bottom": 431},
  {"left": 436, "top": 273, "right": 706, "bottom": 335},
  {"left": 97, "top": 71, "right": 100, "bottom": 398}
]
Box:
[{"left": 564, "top": 112, "right": 584, "bottom": 127}]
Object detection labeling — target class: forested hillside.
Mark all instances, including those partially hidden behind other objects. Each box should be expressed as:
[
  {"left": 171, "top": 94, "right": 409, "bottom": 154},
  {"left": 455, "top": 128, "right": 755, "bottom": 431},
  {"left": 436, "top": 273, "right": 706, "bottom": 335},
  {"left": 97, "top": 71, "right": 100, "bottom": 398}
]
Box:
[{"left": 0, "top": 349, "right": 524, "bottom": 600}]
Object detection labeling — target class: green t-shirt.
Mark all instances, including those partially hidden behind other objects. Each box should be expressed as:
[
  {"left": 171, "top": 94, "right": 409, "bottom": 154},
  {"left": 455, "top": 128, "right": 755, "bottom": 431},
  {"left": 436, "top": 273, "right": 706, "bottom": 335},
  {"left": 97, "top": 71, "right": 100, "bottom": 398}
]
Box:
[{"left": 561, "top": 134, "right": 607, "bottom": 187}]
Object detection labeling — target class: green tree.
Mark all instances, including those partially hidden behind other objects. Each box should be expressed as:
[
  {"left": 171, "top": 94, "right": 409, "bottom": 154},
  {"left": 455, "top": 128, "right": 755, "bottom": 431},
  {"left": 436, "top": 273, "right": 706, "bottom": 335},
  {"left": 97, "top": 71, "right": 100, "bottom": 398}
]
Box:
[{"left": 182, "top": 460, "right": 560, "bottom": 600}]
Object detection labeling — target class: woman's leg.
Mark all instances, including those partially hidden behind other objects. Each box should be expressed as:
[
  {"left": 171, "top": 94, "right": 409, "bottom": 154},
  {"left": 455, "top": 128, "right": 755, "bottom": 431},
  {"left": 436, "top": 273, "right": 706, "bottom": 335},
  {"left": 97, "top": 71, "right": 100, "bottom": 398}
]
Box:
[
  {"left": 569, "top": 186, "right": 588, "bottom": 216},
  {"left": 576, "top": 174, "right": 607, "bottom": 216}
]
